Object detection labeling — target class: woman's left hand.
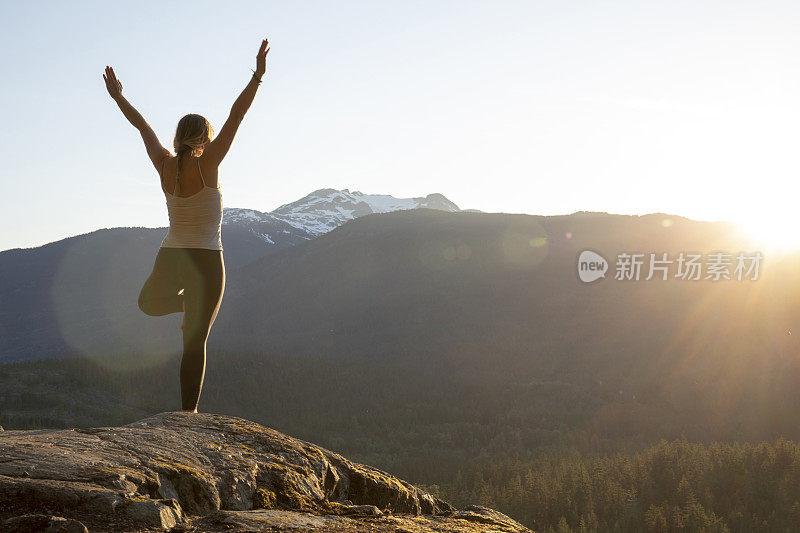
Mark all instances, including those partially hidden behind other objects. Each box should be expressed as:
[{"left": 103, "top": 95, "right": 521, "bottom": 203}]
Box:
[{"left": 103, "top": 65, "right": 123, "bottom": 100}]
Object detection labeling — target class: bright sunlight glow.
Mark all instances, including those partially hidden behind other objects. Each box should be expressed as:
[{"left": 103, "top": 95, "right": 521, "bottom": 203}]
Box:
[{"left": 735, "top": 215, "right": 800, "bottom": 253}]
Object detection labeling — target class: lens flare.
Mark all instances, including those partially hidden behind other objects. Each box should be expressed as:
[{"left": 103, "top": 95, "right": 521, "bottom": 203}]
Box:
[
  {"left": 500, "top": 220, "right": 549, "bottom": 269},
  {"left": 51, "top": 236, "right": 174, "bottom": 371}
]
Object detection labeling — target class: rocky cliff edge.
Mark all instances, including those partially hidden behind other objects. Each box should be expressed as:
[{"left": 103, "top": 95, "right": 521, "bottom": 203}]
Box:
[{"left": 0, "top": 412, "right": 530, "bottom": 532}]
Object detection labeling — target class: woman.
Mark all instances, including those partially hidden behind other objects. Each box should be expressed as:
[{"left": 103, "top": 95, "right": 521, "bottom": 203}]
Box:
[{"left": 103, "top": 37, "right": 270, "bottom": 413}]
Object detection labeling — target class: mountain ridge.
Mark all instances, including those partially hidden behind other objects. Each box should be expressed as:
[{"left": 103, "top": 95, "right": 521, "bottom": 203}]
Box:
[{"left": 2, "top": 188, "right": 460, "bottom": 255}]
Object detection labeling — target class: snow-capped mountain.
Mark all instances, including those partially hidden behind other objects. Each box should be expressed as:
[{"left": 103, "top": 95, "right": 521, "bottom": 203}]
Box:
[
  {"left": 270, "top": 188, "right": 459, "bottom": 235},
  {"left": 223, "top": 188, "right": 460, "bottom": 246}
]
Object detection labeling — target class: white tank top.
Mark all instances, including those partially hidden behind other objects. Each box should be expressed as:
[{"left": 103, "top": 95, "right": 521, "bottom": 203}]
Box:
[{"left": 160, "top": 156, "right": 223, "bottom": 251}]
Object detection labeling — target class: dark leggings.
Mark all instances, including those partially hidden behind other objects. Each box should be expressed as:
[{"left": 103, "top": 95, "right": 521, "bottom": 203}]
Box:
[{"left": 138, "top": 247, "right": 225, "bottom": 411}]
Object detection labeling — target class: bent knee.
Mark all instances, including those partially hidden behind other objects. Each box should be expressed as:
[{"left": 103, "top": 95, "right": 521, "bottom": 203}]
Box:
[{"left": 138, "top": 295, "right": 156, "bottom": 316}]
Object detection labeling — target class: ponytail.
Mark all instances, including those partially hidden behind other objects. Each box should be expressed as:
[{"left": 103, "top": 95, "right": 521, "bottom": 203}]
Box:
[
  {"left": 172, "top": 114, "right": 215, "bottom": 194},
  {"left": 175, "top": 143, "right": 193, "bottom": 185}
]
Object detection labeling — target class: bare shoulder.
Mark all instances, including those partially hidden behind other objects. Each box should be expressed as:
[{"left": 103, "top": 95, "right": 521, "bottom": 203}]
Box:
[
  {"left": 158, "top": 154, "right": 176, "bottom": 175},
  {"left": 198, "top": 153, "right": 220, "bottom": 188}
]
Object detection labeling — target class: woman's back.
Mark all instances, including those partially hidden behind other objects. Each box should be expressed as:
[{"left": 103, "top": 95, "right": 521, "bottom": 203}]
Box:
[
  {"left": 160, "top": 154, "right": 223, "bottom": 251},
  {"left": 160, "top": 153, "right": 219, "bottom": 197}
]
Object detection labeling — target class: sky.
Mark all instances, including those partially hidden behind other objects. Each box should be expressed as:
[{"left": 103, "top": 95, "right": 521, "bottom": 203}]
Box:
[{"left": 2, "top": 0, "right": 800, "bottom": 251}]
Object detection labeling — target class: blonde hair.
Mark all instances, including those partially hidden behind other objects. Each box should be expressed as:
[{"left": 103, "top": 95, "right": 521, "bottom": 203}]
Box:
[{"left": 173, "top": 113, "right": 215, "bottom": 178}]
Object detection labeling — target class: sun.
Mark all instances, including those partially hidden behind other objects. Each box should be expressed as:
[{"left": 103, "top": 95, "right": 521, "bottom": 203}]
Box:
[{"left": 734, "top": 214, "right": 800, "bottom": 252}]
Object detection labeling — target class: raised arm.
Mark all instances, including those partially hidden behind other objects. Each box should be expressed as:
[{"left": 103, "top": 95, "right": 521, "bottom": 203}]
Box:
[
  {"left": 103, "top": 66, "right": 171, "bottom": 173},
  {"left": 204, "top": 38, "right": 270, "bottom": 166}
]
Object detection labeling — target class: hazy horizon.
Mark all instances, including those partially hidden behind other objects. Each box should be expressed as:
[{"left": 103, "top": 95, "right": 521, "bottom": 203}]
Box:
[
  {"left": 0, "top": 196, "right": 743, "bottom": 253},
  {"left": 3, "top": 0, "right": 799, "bottom": 251}
]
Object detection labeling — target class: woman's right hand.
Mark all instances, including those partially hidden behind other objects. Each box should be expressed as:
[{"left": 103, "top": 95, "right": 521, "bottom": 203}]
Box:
[{"left": 255, "top": 38, "right": 270, "bottom": 78}]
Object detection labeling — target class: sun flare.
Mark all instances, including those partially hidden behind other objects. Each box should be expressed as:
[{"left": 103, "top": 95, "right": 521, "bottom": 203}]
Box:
[{"left": 735, "top": 215, "right": 800, "bottom": 253}]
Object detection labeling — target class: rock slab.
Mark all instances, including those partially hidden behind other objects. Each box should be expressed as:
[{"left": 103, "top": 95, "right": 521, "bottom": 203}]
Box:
[{"left": 0, "top": 412, "right": 530, "bottom": 532}]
